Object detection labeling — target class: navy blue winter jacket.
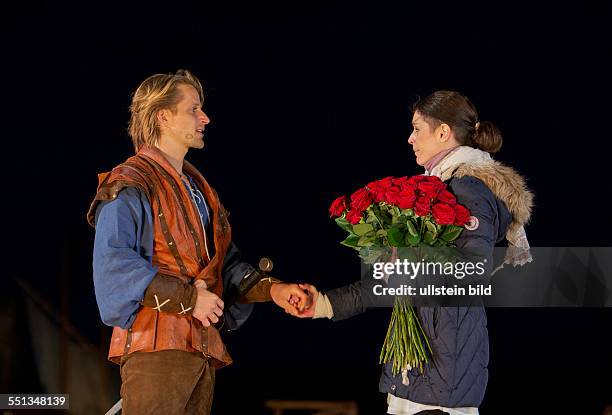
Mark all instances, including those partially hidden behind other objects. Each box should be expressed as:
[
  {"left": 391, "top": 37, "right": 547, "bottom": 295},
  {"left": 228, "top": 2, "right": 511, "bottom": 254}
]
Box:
[{"left": 325, "top": 175, "right": 512, "bottom": 407}]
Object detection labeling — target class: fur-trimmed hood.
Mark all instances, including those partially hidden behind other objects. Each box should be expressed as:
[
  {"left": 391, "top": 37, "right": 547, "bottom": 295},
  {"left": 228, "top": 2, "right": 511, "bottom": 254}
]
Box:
[
  {"left": 428, "top": 146, "right": 533, "bottom": 238},
  {"left": 452, "top": 161, "right": 533, "bottom": 237}
]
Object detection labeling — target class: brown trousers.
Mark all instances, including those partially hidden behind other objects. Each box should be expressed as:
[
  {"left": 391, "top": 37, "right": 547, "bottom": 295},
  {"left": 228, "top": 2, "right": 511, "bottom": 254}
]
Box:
[{"left": 120, "top": 350, "right": 215, "bottom": 415}]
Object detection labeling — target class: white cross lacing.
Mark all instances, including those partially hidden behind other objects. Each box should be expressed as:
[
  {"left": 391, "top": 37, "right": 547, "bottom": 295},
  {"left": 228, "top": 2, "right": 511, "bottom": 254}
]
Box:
[
  {"left": 178, "top": 302, "right": 192, "bottom": 315},
  {"left": 153, "top": 294, "right": 170, "bottom": 312}
]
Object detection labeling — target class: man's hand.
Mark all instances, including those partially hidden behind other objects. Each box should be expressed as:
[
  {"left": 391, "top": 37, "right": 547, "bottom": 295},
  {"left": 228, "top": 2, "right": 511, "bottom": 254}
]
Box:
[
  {"left": 270, "top": 283, "right": 312, "bottom": 316},
  {"left": 193, "top": 280, "right": 224, "bottom": 327},
  {"left": 291, "top": 283, "right": 319, "bottom": 318}
]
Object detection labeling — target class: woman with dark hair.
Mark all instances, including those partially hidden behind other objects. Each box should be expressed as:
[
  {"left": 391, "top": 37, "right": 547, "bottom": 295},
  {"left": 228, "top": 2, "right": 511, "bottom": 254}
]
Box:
[{"left": 296, "top": 91, "right": 534, "bottom": 414}]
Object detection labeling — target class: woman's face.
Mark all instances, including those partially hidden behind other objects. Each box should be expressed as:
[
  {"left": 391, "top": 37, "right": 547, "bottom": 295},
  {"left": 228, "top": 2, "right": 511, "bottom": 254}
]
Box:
[{"left": 408, "top": 111, "right": 446, "bottom": 166}]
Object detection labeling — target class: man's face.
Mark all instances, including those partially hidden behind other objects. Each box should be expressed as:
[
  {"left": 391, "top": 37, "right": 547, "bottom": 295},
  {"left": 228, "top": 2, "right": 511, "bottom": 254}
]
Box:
[
  {"left": 164, "top": 84, "right": 210, "bottom": 150},
  {"left": 407, "top": 111, "right": 444, "bottom": 166}
]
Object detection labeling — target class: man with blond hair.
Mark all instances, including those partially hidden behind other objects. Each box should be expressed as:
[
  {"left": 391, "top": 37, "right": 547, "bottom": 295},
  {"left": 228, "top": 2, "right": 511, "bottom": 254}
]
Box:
[{"left": 87, "top": 69, "right": 309, "bottom": 414}]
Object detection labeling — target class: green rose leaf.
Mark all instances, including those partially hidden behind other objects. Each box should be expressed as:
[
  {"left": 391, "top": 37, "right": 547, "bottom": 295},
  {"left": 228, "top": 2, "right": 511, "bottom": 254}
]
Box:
[
  {"left": 406, "top": 220, "right": 419, "bottom": 237},
  {"left": 335, "top": 217, "right": 353, "bottom": 233},
  {"left": 401, "top": 208, "right": 415, "bottom": 217},
  {"left": 405, "top": 232, "right": 421, "bottom": 246},
  {"left": 440, "top": 225, "right": 463, "bottom": 242},
  {"left": 425, "top": 220, "right": 437, "bottom": 236},
  {"left": 387, "top": 225, "right": 406, "bottom": 247},
  {"left": 358, "top": 233, "right": 377, "bottom": 247},
  {"left": 353, "top": 223, "right": 374, "bottom": 236},
  {"left": 371, "top": 204, "right": 393, "bottom": 226},
  {"left": 340, "top": 234, "right": 361, "bottom": 248},
  {"left": 424, "top": 230, "right": 436, "bottom": 245},
  {"left": 381, "top": 211, "right": 393, "bottom": 225},
  {"left": 376, "top": 229, "right": 388, "bottom": 237},
  {"left": 366, "top": 210, "right": 379, "bottom": 225},
  {"left": 394, "top": 215, "right": 412, "bottom": 225}
]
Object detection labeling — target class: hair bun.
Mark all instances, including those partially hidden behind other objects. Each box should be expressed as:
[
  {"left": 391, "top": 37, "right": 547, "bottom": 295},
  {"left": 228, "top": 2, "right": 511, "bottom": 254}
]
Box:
[{"left": 473, "top": 120, "right": 503, "bottom": 154}]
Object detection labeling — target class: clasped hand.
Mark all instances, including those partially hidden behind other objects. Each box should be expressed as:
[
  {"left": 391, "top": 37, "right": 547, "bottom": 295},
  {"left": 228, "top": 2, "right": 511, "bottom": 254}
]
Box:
[
  {"left": 278, "top": 283, "right": 319, "bottom": 318},
  {"left": 193, "top": 279, "right": 224, "bottom": 327},
  {"left": 270, "top": 282, "right": 317, "bottom": 316},
  {"left": 191, "top": 280, "right": 319, "bottom": 326}
]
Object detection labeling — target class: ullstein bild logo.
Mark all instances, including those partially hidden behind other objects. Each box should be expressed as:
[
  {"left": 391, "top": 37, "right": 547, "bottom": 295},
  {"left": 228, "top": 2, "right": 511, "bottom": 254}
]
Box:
[
  {"left": 372, "top": 259, "right": 487, "bottom": 280},
  {"left": 372, "top": 283, "right": 492, "bottom": 297}
]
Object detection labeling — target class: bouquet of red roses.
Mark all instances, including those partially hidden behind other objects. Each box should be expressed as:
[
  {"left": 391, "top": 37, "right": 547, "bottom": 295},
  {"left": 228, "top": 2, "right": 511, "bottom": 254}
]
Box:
[{"left": 329, "top": 175, "right": 472, "bottom": 374}]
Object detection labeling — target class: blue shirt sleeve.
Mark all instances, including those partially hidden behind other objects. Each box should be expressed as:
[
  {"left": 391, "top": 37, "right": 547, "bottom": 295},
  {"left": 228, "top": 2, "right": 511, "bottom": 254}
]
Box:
[{"left": 92, "top": 187, "right": 157, "bottom": 329}]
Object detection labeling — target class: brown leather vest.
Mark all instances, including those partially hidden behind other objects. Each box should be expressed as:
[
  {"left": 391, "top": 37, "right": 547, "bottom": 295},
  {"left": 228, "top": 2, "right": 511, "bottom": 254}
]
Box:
[{"left": 87, "top": 146, "right": 233, "bottom": 369}]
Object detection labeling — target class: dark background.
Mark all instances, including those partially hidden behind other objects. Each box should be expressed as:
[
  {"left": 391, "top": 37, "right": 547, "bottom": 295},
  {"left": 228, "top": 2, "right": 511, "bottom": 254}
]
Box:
[{"left": 3, "top": 1, "right": 611, "bottom": 414}]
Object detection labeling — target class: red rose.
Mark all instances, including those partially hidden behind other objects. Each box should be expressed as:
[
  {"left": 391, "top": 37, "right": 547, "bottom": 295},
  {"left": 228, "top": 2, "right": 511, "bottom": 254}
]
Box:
[
  {"left": 374, "top": 186, "right": 395, "bottom": 203},
  {"left": 368, "top": 188, "right": 383, "bottom": 203},
  {"left": 417, "top": 181, "right": 441, "bottom": 199},
  {"left": 346, "top": 208, "right": 362, "bottom": 225},
  {"left": 436, "top": 189, "right": 457, "bottom": 206},
  {"left": 454, "top": 204, "right": 471, "bottom": 226},
  {"left": 392, "top": 189, "right": 417, "bottom": 209},
  {"left": 434, "top": 181, "right": 447, "bottom": 191},
  {"left": 432, "top": 203, "right": 456, "bottom": 225},
  {"left": 383, "top": 186, "right": 399, "bottom": 204},
  {"left": 382, "top": 185, "right": 401, "bottom": 204},
  {"left": 392, "top": 176, "right": 408, "bottom": 187},
  {"left": 424, "top": 175, "right": 447, "bottom": 190},
  {"left": 329, "top": 196, "right": 349, "bottom": 218},
  {"left": 368, "top": 176, "right": 393, "bottom": 190},
  {"left": 350, "top": 187, "right": 373, "bottom": 212},
  {"left": 407, "top": 175, "right": 428, "bottom": 185},
  {"left": 367, "top": 177, "right": 394, "bottom": 202},
  {"left": 414, "top": 197, "right": 431, "bottom": 216},
  {"left": 399, "top": 181, "right": 417, "bottom": 192}
]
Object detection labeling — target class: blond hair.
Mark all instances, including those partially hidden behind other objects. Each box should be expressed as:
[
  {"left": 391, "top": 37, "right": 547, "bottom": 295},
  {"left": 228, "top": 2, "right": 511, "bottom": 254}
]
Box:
[{"left": 128, "top": 69, "right": 204, "bottom": 151}]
